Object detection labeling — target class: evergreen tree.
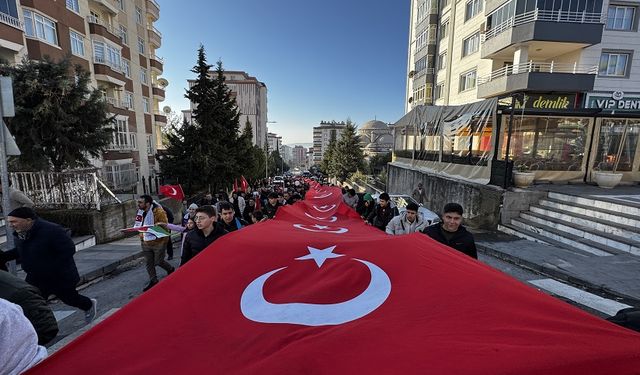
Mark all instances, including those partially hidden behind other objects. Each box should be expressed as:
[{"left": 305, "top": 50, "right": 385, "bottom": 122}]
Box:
[
  {"left": 158, "top": 118, "right": 198, "bottom": 193},
  {"left": 332, "top": 120, "right": 364, "bottom": 181},
  {"left": 1, "top": 57, "right": 114, "bottom": 171},
  {"left": 320, "top": 139, "right": 337, "bottom": 177},
  {"left": 238, "top": 120, "right": 264, "bottom": 181}
]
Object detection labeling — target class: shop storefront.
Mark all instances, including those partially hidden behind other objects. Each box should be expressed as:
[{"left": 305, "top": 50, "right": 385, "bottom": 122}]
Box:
[{"left": 584, "top": 91, "right": 640, "bottom": 183}]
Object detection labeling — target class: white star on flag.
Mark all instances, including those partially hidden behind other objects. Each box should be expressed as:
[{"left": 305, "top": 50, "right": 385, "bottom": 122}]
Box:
[
  {"left": 296, "top": 246, "right": 344, "bottom": 268},
  {"left": 313, "top": 225, "right": 329, "bottom": 230}
]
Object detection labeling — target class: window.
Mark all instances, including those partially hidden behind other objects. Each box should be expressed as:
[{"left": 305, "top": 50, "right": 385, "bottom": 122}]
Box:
[
  {"left": 441, "top": 0, "right": 450, "bottom": 8},
  {"left": 137, "top": 37, "right": 145, "bottom": 54},
  {"left": 70, "top": 30, "right": 84, "bottom": 57},
  {"left": 124, "top": 91, "right": 134, "bottom": 109},
  {"left": 119, "top": 25, "right": 128, "bottom": 45},
  {"left": 415, "top": 56, "right": 428, "bottom": 74},
  {"left": 465, "top": 0, "right": 483, "bottom": 21},
  {"left": 413, "top": 84, "right": 426, "bottom": 104},
  {"left": 93, "top": 40, "right": 122, "bottom": 71},
  {"left": 110, "top": 118, "right": 136, "bottom": 150},
  {"left": 607, "top": 5, "right": 635, "bottom": 30},
  {"left": 440, "top": 20, "right": 449, "bottom": 40},
  {"left": 143, "top": 97, "right": 150, "bottom": 113},
  {"left": 0, "top": 0, "right": 19, "bottom": 19},
  {"left": 116, "top": 0, "right": 125, "bottom": 11},
  {"left": 435, "top": 82, "right": 445, "bottom": 100},
  {"left": 23, "top": 10, "right": 58, "bottom": 45},
  {"left": 437, "top": 52, "right": 447, "bottom": 70},
  {"left": 462, "top": 32, "right": 480, "bottom": 57},
  {"left": 416, "top": 0, "right": 428, "bottom": 23},
  {"left": 122, "top": 59, "right": 131, "bottom": 78},
  {"left": 599, "top": 52, "right": 630, "bottom": 77},
  {"left": 487, "top": 0, "right": 514, "bottom": 30},
  {"left": 140, "top": 68, "right": 148, "bottom": 84},
  {"left": 146, "top": 134, "right": 153, "bottom": 155},
  {"left": 416, "top": 29, "right": 427, "bottom": 51},
  {"left": 135, "top": 6, "right": 143, "bottom": 24},
  {"left": 459, "top": 69, "right": 477, "bottom": 92},
  {"left": 66, "top": 0, "right": 79, "bottom": 13}
]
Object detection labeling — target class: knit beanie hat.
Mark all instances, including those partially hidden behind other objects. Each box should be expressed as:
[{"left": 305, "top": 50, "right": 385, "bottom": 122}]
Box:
[
  {"left": 363, "top": 193, "right": 373, "bottom": 202},
  {"left": 8, "top": 207, "right": 37, "bottom": 219},
  {"left": 188, "top": 203, "right": 198, "bottom": 209}
]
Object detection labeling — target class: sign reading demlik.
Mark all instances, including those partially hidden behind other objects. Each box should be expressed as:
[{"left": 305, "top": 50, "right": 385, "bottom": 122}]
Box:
[
  {"left": 514, "top": 94, "right": 576, "bottom": 110},
  {"left": 586, "top": 91, "right": 640, "bottom": 111}
]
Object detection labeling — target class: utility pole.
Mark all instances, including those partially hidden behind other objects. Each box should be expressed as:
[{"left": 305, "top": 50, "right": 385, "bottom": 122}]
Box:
[{"left": 0, "top": 77, "right": 19, "bottom": 275}]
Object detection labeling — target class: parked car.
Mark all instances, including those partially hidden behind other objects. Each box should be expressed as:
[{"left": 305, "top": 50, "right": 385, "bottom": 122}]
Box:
[{"left": 371, "top": 193, "right": 440, "bottom": 225}]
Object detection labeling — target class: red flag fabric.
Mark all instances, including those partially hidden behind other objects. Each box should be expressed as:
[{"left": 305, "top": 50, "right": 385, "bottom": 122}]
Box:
[
  {"left": 233, "top": 178, "right": 239, "bottom": 193},
  {"left": 158, "top": 184, "right": 184, "bottom": 201},
  {"left": 27, "top": 186, "right": 640, "bottom": 374},
  {"left": 240, "top": 175, "right": 249, "bottom": 193}
]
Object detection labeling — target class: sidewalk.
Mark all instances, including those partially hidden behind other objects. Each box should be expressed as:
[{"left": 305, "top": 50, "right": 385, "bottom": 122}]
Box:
[
  {"left": 74, "top": 236, "right": 143, "bottom": 285},
  {"left": 475, "top": 231, "right": 640, "bottom": 305}
]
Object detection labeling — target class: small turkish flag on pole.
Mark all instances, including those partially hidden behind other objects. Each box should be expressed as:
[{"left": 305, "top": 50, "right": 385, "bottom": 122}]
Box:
[
  {"left": 240, "top": 175, "right": 249, "bottom": 193},
  {"left": 233, "top": 178, "right": 239, "bottom": 193},
  {"left": 158, "top": 184, "right": 184, "bottom": 201}
]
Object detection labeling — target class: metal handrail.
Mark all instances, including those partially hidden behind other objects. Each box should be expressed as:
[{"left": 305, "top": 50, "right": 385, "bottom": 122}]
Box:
[
  {"left": 86, "top": 15, "right": 121, "bottom": 39},
  {"left": 150, "top": 54, "right": 164, "bottom": 63},
  {"left": 477, "top": 61, "right": 598, "bottom": 84},
  {"left": 147, "top": 24, "right": 162, "bottom": 37},
  {"left": 482, "top": 8, "right": 603, "bottom": 42}
]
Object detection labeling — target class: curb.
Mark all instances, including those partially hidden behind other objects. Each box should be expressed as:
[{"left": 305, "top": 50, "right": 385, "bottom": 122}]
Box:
[
  {"left": 77, "top": 251, "right": 144, "bottom": 286},
  {"left": 477, "top": 243, "right": 640, "bottom": 307}
]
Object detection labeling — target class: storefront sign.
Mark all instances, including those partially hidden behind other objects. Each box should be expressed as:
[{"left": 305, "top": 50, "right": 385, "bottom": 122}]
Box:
[
  {"left": 514, "top": 94, "right": 576, "bottom": 110},
  {"left": 586, "top": 91, "right": 640, "bottom": 111}
]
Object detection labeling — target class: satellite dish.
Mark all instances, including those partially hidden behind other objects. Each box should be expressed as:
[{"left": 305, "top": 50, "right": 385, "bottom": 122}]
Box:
[
  {"left": 157, "top": 78, "right": 169, "bottom": 88},
  {"left": 162, "top": 106, "right": 171, "bottom": 114}
]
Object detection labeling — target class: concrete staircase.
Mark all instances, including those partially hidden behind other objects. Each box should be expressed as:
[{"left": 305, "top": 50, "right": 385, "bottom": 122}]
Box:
[{"left": 499, "top": 191, "right": 640, "bottom": 257}]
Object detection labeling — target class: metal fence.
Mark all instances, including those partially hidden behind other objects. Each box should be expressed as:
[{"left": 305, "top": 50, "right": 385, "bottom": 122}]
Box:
[{"left": 9, "top": 169, "right": 120, "bottom": 210}]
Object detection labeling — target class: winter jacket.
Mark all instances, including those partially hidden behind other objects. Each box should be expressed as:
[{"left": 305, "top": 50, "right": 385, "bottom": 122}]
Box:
[
  {"left": 367, "top": 204, "right": 399, "bottom": 231},
  {"left": 262, "top": 201, "right": 282, "bottom": 219},
  {"left": 140, "top": 204, "right": 169, "bottom": 246},
  {"left": 0, "top": 271, "right": 58, "bottom": 345},
  {"left": 385, "top": 211, "right": 429, "bottom": 235},
  {"left": 221, "top": 217, "right": 249, "bottom": 233},
  {"left": 0, "top": 298, "right": 48, "bottom": 375},
  {"left": 180, "top": 223, "right": 227, "bottom": 265},
  {"left": 342, "top": 194, "right": 359, "bottom": 209},
  {"left": 412, "top": 188, "right": 426, "bottom": 205},
  {"left": 422, "top": 223, "right": 478, "bottom": 259},
  {"left": 5, "top": 218, "right": 81, "bottom": 290}
]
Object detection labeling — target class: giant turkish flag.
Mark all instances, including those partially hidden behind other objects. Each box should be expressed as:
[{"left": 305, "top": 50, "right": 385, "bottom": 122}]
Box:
[{"left": 27, "top": 186, "right": 640, "bottom": 374}]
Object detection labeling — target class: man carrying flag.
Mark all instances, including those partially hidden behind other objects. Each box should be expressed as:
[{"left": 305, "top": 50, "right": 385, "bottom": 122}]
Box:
[{"left": 135, "top": 195, "right": 174, "bottom": 291}]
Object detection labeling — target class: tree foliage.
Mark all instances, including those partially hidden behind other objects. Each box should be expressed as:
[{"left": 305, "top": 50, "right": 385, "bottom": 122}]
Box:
[
  {"left": 159, "top": 45, "right": 249, "bottom": 193},
  {"left": 366, "top": 152, "right": 392, "bottom": 176},
  {"left": 0, "top": 57, "right": 114, "bottom": 171},
  {"left": 329, "top": 120, "right": 365, "bottom": 181}
]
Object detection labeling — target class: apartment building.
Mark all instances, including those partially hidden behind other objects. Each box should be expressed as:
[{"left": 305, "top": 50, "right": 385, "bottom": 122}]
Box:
[
  {"left": 312, "top": 120, "right": 346, "bottom": 163},
  {"left": 404, "top": 0, "right": 640, "bottom": 184},
  {"left": 0, "top": 0, "right": 167, "bottom": 192},
  {"left": 185, "top": 70, "right": 268, "bottom": 148},
  {"left": 292, "top": 145, "right": 307, "bottom": 168},
  {"left": 267, "top": 132, "right": 281, "bottom": 153}
]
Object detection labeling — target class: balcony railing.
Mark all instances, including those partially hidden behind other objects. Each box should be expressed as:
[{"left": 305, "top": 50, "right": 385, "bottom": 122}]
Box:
[
  {"left": 0, "top": 12, "right": 22, "bottom": 29},
  {"left": 477, "top": 61, "right": 598, "bottom": 84},
  {"left": 147, "top": 24, "right": 162, "bottom": 37},
  {"left": 86, "top": 15, "right": 121, "bottom": 39},
  {"left": 93, "top": 55, "right": 126, "bottom": 75},
  {"left": 414, "top": 68, "right": 435, "bottom": 79},
  {"left": 482, "top": 9, "right": 603, "bottom": 42}
]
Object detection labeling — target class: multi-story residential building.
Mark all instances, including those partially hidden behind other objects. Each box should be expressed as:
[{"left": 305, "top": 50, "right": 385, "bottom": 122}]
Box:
[
  {"left": 185, "top": 70, "right": 267, "bottom": 148},
  {"left": 403, "top": 0, "right": 640, "bottom": 186},
  {"left": 312, "top": 121, "right": 346, "bottom": 163},
  {"left": 280, "top": 144, "right": 293, "bottom": 165},
  {"left": 0, "top": 0, "right": 167, "bottom": 193},
  {"left": 267, "top": 132, "right": 281, "bottom": 154},
  {"left": 292, "top": 145, "right": 307, "bottom": 167}
]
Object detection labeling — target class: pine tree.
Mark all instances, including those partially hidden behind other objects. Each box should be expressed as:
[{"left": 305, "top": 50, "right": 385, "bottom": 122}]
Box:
[
  {"left": 332, "top": 120, "right": 364, "bottom": 181},
  {"left": 1, "top": 57, "right": 114, "bottom": 172},
  {"left": 159, "top": 118, "right": 198, "bottom": 193},
  {"left": 320, "top": 139, "right": 337, "bottom": 177}
]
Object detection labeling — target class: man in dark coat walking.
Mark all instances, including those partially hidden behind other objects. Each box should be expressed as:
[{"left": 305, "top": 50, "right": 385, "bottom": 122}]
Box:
[
  {"left": 180, "top": 205, "right": 227, "bottom": 266},
  {"left": 1, "top": 207, "right": 97, "bottom": 323},
  {"left": 366, "top": 193, "right": 399, "bottom": 231},
  {"left": 422, "top": 203, "right": 477, "bottom": 259}
]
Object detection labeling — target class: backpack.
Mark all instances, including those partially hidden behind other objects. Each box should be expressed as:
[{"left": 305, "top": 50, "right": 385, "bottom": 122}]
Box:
[{"left": 606, "top": 307, "right": 640, "bottom": 333}]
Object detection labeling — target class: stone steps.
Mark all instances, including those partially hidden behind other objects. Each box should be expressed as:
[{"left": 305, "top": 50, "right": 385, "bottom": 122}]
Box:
[{"left": 500, "top": 190, "right": 640, "bottom": 258}]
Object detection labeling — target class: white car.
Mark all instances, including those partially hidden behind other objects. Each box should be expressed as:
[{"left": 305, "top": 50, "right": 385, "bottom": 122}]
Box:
[
  {"left": 372, "top": 193, "right": 440, "bottom": 225},
  {"left": 273, "top": 176, "right": 284, "bottom": 185}
]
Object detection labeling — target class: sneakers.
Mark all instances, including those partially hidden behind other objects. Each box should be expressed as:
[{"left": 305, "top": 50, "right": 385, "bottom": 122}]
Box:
[
  {"left": 167, "top": 266, "right": 175, "bottom": 276},
  {"left": 143, "top": 280, "right": 158, "bottom": 292},
  {"left": 84, "top": 298, "right": 98, "bottom": 323}
]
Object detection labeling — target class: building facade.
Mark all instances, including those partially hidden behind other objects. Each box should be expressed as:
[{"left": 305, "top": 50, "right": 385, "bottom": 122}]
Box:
[
  {"left": 358, "top": 120, "right": 394, "bottom": 157},
  {"left": 312, "top": 120, "right": 347, "bottom": 163},
  {"left": 186, "top": 70, "right": 267, "bottom": 149},
  {"left": 267, "top": 132, "right": 281, "bottom": 154},
  {"left": 404, "top": 0, "right": 640, "bottom": 184},
  {"left": 0, "top": 0, "right": 167, "bottom": 192},
  {"left": 292, "top": 145, "right": 307, "bottom": 167}
]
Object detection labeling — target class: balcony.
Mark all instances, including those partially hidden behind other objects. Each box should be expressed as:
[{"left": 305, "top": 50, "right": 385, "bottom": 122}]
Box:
[
  {"left": 147, "top": 25, "right": 161, "bottom": 48},
  {"left": 477, "top": 61, "right": 597, "bottom": 98},
  {"left": 150, "top": 54, "right": 163, "bottom": 73},
  {"left": 152, "top": 86, "right": 165, "bottom": 101},
  {"left": 87, "top": 15, "right": 122, "bottom": 45},
  {"left": 146, "top": 0, "right": 160, "bottom": 21},
  {"left": 154, "top": 112, "right": 167, "bottom": 124},
  {"left": 0, "top": 11, "right": 22, "bottom": 30},
  {"left": 93, "top": 55, "right": 126, "bottom": 86},
  {"left": 481, "top": 9, "right": 604, "bottom": 59},
  {"left": 89, "top": 0, "right": 119, "bottom": 15}
]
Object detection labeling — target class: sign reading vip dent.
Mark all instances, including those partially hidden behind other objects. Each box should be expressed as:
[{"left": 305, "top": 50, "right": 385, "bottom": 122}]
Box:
[
  {"left": 586, "top": 91, "right": 640, "bottom": 111},
  {"left": 514, "top": 94, "right": 577, "bottom": 110}
]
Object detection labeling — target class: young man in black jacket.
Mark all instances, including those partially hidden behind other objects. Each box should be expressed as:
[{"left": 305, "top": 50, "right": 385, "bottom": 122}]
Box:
[
  {"left": 180, "top": 205, "right": 227, "bottom": 266},
  {"left": 262, "top": 192, "right": 281, "bottom": 219},
  {"left": 219, "top": 202, "right": 249, "bottom": 233},
  {"left": 366, "top": 193, "right": 399, "bottom": 231},
  {"left": 422, "top": 203, "right": 477, "bottom": 259}
]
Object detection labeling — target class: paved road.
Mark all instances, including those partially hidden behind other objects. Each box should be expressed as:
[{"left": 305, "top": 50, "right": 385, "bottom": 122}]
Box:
[{"left": 46, "top": 252, "right": 630, "bottom": 348}]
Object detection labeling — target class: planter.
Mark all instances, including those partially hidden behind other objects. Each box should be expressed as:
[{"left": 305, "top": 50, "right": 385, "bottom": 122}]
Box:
[
  {"left": 513, "top": 171, "right": 536, "bottom": 188},
  {"left": 593, "top": 171, "right": 623, "bottom": 189}
]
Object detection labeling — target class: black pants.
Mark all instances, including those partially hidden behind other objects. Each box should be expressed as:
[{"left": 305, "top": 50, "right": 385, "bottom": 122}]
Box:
[
  {"left": 37, "top": 283, "right": 92, "bottom": 312},
  {"left": 166, "top": 237, "right": 174, "bottom": 258}
]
